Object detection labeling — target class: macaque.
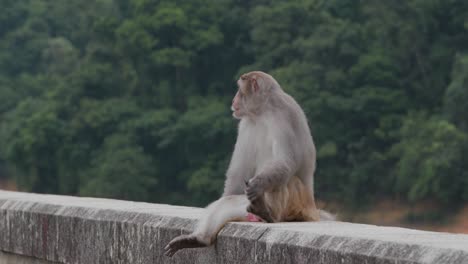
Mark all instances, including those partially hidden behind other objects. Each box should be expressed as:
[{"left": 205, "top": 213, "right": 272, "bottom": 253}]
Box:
[{"left": 164, "top": 71, "right": 334, "bottom": 257}]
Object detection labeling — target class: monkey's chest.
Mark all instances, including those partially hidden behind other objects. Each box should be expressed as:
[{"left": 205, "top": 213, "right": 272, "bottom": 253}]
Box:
[
  {"left": 237, "top": 120, "right": 275, "bottom": 176},
  {"left": 245, "top": 137, "right": 274, "bottom": 176}
]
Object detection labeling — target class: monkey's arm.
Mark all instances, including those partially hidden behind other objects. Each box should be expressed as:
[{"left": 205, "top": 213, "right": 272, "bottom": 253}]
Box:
[
  {"left": 222, "top": 160, "right": 247, "bottom": 196},
  {"left": 222, "top": 175, "right": 241, "bottom": 196},
  {"left": 245, "top": 129, "right": 298, "bottom": 201},
  {"left": 245, "top": 160, "right": 293, "bottom": 201},
  {"left": 222, "top": 144, "right": 253, "bottom": 196}
]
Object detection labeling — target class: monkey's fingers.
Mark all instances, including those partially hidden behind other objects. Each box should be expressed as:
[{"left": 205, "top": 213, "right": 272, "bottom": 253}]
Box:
[
  {"left": 164, "top": 246, "right": 178, "bottom": 257},
  {"left": 244, "top": 177, "right": 249, "bottom": 186},
  {"left": 246, "top": 188, "right": 259, "bottom": 201}
]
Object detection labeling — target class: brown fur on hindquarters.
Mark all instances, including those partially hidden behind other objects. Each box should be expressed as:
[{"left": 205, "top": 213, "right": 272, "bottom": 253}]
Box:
[
  {"left": 251, "top": 176, "right": 320, "bottom": 223},
  {"left": 282, "top": 176, "right": 321, "bottom": 221}
]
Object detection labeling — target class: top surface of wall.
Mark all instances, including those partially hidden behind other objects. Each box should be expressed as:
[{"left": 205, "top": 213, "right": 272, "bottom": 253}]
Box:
[{"left": 0, "top": 190, "right": 467, "bottom": 264}]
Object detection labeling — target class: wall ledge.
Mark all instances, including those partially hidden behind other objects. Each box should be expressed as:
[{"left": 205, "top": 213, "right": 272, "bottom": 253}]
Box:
[{"left": 1, "top": 190, "right": 467, "bottom": 264}]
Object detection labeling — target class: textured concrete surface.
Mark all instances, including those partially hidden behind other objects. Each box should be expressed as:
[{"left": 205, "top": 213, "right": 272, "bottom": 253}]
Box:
[
  {"left": 0, "top": 190, "right": 468, "bottom": 264},
  {"left": 0, "top": 251, "right": 56, "bottom": 264}
]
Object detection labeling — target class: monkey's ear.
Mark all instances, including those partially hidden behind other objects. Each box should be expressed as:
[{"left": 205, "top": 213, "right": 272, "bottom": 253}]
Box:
[{"left": 252, "top": 78, "right": 260, "bottom": 93}]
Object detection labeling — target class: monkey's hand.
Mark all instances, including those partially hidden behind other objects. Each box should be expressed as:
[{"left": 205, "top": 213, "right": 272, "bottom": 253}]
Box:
[{"left": 245, "top": 178, "right": 265, "bottom": 202}]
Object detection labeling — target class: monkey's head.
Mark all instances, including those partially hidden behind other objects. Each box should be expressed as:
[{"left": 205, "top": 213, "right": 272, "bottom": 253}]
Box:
[{"left": 231, "top": 71, "right": 279, "bottom": 119}]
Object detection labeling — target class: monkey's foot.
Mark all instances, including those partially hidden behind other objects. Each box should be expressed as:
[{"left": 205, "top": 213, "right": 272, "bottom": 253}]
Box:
[
  {"left": 247, "top": 212, "right": 264, "bottom": 222},
  {"left": 164, "top": 234, "right": 208, "bottom": 257}
]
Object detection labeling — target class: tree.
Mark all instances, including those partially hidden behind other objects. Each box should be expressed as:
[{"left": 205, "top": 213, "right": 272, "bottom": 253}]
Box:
[
  {"left": 444, "top": 54, "right": 468, "bottom": 131},
  {"left": 392, "top": 113, "right": 468, "bottom": 204},
  {"left": 79, "top": 133, "right": 157, "bottom": 201}
]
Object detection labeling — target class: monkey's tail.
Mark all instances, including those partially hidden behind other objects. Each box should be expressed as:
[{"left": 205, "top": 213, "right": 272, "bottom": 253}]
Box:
[{"left": 319, "top": 209, "right": 337, "bottom": 221}]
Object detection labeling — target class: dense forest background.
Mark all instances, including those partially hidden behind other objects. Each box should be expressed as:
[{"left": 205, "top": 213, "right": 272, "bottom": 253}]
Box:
[{"left": 0, "top": 0, "right": 467, "bottom": 218}]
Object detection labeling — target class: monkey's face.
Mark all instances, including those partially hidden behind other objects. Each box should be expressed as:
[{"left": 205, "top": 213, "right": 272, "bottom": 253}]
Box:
[
  {"left": 231, "top": 74, "right": 260, "bottom": 119},
  {"left": 231, "top": 71, "right": 277, "bottom": 119},
  {"left": 231, "top": 84, "right": 245, "bottom": 119}
]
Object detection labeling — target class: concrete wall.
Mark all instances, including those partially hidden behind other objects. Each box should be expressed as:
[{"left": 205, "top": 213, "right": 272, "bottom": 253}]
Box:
[
  {"left": 0, "top": 251, "right": 56, "bottom": 264},
  {"left": 0, "top": 190, "right": 467, "bottom": 264}
]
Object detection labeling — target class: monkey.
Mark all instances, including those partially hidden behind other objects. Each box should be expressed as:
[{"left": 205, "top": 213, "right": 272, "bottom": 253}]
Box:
[{"left": 164, "top": 71, "right": 334, "bottom": 257}]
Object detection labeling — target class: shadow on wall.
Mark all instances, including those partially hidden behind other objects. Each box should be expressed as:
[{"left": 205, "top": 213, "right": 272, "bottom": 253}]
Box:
[{"left": 0, "top": 251, "right": 56, "bottom": 264}]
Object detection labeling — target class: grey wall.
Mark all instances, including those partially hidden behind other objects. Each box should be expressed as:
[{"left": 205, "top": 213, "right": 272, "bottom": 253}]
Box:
[
  {"left": 0, "top": 190, "right": 467, "bottom": 264},
  {"left": 0, "top": 251, "right": 56, "bottom": 264}
]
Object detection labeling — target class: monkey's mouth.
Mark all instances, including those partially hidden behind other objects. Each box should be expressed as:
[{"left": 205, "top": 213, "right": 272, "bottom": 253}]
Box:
[{"left": 231, "top": 107, "right": 242, "bottom": 119}]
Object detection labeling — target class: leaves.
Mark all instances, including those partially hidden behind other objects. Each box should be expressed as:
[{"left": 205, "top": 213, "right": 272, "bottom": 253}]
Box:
[
  {"left": 79, "top": 133, "right": 157, "bottom": 201},
  {"left": 392, "top": 113, "right": 468, "bottom": 203}
]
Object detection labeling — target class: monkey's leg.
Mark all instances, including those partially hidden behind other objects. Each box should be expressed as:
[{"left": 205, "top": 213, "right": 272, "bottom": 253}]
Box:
[{"left": 164, "top": 195, "right": 249, "bottom": 257}]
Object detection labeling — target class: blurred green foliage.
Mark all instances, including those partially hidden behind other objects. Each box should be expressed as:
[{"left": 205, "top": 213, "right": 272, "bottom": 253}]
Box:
[{"left": 0, "top": 0, "right": 467, "bottom": 207}]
